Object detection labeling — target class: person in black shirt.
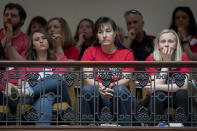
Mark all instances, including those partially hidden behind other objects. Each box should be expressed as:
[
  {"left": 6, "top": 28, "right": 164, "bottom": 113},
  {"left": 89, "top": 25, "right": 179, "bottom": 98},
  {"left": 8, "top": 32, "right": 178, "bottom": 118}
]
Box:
[{"left": 124, "top": 9, "right": 154, "bottom": 61}]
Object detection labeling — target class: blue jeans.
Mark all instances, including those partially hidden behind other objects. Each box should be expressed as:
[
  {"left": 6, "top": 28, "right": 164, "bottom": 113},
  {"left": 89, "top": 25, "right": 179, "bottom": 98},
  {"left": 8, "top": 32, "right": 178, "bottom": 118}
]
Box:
[
  {"left": 81, "top": 85, "right": 133, "bottom": 125},
  {"left": 23, "top": 76, "right": 71, "bottom": 125}
]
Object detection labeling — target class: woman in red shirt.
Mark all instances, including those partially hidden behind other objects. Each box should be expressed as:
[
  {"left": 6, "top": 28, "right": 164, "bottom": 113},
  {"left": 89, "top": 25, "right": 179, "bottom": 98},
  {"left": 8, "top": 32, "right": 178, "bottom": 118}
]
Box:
[
  {"left": 144, "top": 29, "right": 189, "bottom": 124},
  {"left": 74, "top": 18, "right": 96, "bottom": 60},
  {"left": 47, "top": 17, "right": 79, "bottom": 60},
  {"left": 169, "top": 6, "right": 197, "bottom": 83},
  {"left": 7, "top": 29, "right": 71, "bottom": 125},
  {"left": 81, "top": 17, "right": 134, "bottom": 125}
]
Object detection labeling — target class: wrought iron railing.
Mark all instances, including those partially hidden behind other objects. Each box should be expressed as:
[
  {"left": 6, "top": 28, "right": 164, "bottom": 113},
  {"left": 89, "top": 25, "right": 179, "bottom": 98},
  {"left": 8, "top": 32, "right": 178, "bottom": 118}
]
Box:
[{"left": 0, "top": 61, "right": 196, "bottom": 127}]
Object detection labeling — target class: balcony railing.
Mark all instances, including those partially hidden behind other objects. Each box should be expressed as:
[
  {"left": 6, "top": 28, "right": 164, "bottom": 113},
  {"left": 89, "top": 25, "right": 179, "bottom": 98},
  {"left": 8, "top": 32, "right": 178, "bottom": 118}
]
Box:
[{"left": 0, "top": 61, "right": 197, "bottom": 128}]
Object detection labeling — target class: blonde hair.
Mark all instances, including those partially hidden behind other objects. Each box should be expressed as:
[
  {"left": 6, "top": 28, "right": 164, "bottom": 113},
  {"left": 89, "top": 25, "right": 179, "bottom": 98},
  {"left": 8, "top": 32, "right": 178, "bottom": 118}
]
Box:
[{"left": 153, "top": 29, "right": 182, "bottom": 61}]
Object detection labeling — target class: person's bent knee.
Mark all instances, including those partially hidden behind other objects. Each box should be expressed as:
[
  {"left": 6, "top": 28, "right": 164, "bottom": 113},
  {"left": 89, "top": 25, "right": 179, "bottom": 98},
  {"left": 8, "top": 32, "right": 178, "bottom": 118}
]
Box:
[
  {"left": 113, "top": 85, "right": 129, "bottom": 94},
  {"left": 175, "top": 90, "right": 188, "bottom": 100},
  {"left": 81, "top": 85, "right": 98, "bottom": 94},
  {"left": 113, "top": 85, "right": 131, "bottom": 100}
]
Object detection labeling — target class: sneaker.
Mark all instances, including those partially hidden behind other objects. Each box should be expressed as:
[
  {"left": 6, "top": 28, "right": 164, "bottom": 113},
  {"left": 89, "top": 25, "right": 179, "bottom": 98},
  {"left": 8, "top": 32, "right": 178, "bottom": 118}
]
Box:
[
  {"left": 169, "top": 123, "right": 184, "bottom": 127},
  {"left": 157, "top": 122, "right": 168, "bottom": 127},
  {"left": 100, "top": 123, "right": 120, "bottom": 126}
]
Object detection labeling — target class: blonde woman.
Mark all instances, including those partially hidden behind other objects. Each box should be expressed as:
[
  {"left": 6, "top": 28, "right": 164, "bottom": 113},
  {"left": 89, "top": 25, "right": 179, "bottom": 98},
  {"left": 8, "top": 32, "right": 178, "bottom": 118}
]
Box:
[{"left": 144, "top": 29, "right": 189, "bottom": 124}]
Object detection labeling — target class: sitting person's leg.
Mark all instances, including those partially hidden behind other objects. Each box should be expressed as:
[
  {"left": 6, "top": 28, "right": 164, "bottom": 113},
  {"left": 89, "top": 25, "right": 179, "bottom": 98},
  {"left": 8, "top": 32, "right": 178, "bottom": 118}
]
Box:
[
  {"left": 174, "top": 90, "right": 188, "bottom": 122},
  {"left": 81, "top": 85, "right": 99, "bottom": 122},
  {"left": 12, "top": 76, "right": 72, "bottom": 107},
  {"left": 148, "top": 90, "right": 168, "bottom": 125},
  {"left": 149, "top": 90, "right": 167, "bottom": 115},
  {"left": 33, "top": 94, "right": 55, "bottom": 125},
  {"left": 113, "top": 85, "right": 132, "bottom": 125},
  {"left": 0, "top": 90, "right": 17, "bottom": 114}
]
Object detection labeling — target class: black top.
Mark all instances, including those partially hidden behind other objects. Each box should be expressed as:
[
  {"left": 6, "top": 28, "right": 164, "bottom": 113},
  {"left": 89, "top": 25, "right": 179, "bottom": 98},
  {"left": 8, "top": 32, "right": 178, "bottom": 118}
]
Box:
[{"left": 130, "top": 32, "right": 154, "bottom": 61}]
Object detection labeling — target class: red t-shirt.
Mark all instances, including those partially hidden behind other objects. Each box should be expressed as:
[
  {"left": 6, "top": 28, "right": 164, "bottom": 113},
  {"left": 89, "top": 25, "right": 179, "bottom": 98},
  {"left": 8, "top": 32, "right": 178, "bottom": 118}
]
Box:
[
  {"left": 0, "top": 28, "right": 28, "bottom": 58},
  {"left": 63, "top": 45, "right": 79, "bottom": 60},
  {"left": 189, "top": 34, "right": 197, "bottom": 53},
  {"left": 145, "top": 52, "right": 189, "bottom": 94},
  {"left": 189, "top": 35, "right": 197, "bottom": 82},
  {"left": 81, "top": 46, "right": 134, "bottom": 61},
  {"left": 81, "top": 46, "right": 134, "bottom": 88}
]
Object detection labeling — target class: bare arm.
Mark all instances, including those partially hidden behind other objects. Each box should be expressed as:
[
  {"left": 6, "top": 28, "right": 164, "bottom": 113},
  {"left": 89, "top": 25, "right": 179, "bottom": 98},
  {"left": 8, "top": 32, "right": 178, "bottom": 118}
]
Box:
[
  {"left": 6, "top": 46, "right": 23, "bottom": 60},
  {"left": 177, "top": 27, "right": 197, "bottom": 61},
  {"left": 182, "top": 43, "right": 197, "bottom": 61},
  {"left": 83, "top": 68, "right": 131, "bottom": 98},
  {"left": 83, "top": 67, "right": 98, "bottom": 86},
  {"left": 123, "top": 29, "right": 136, "bottom": 48},
  {"left": 145, "top": 72, "right": 189, "bottom": 92},
  {"left": 2, "top": 23, "right": 23, "bottom": 60},
  {"left": 76, "top": 34, "right": 85, "bottom": 53}
]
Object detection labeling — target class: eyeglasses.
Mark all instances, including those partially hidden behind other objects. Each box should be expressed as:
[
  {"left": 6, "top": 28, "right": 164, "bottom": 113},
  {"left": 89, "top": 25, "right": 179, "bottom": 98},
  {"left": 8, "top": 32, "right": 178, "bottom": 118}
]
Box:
[{"left": 124, "top": 9, "right": 143, "bottom": 17}]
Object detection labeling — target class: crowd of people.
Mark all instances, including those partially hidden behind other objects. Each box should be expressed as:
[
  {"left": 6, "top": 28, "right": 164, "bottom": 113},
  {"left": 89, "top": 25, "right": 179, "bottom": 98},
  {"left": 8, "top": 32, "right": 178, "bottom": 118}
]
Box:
[{"left": 0, "top": 2, "right": 197, "bottom": 126}]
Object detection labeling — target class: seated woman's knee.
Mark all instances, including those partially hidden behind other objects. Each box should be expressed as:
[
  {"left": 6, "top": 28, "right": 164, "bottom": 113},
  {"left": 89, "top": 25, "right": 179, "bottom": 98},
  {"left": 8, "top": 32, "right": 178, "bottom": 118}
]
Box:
[
  {"left": 113, "top": 85, "right": 130, "bottom": 95},
  {"left": 81, "top": 85, "right": 98, "bottom": 94},
  {"left": 175, "top": 90, "right": 188, "bottom": 99}
]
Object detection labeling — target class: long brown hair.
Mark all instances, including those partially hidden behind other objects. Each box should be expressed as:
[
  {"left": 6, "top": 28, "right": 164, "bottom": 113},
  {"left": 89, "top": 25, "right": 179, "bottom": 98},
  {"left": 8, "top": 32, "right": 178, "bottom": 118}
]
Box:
[
  {"left": 47, "top": 17, "right": 75, "bottom": 49},
  {"left": 26, "top": 29, "right": 56, "bottom": 60}
]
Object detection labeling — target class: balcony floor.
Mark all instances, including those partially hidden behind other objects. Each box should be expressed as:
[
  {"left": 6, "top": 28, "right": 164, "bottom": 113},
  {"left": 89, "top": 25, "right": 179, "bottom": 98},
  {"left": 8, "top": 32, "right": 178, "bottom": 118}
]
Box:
[{"left": 0, "top": 126, "right": 197, "bottom": 131}]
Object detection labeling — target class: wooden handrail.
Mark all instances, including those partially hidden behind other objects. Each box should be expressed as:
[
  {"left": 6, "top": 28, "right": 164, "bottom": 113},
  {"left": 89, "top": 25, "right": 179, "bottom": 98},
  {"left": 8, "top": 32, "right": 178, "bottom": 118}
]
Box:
[
  {"left": 0, "top": 61, "right": 197, "bottom": 68},
  {"left": 0, "top": 125, "right": 197, "bottom": 130}
]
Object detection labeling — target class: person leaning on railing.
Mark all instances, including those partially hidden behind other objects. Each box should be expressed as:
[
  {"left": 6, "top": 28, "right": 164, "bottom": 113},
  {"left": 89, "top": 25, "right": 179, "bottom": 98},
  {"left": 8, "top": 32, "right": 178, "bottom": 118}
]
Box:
[
  {"left": 144, "top": 29, "right": 189, "bottom": 125},
  {"left": 5, "top": 29, "right": 71, "bottom": 125},
  {"left": 80, "top": 17, "right": 134, "bottom": 125}
]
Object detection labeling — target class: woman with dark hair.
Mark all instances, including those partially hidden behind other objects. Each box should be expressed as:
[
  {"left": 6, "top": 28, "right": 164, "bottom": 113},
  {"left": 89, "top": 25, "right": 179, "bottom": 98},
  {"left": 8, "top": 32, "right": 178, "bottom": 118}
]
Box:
[
  {"left": 7, "top": 29, "right": 71, "bottom": 125},
  {"left": 47, "top": 17, "right": 79, "bottom": 60},
  {"left": 25, "top": 29, "right": 56, "bottom": 60},
  {"left": 169, "top": 6, "right": 197, "bottom": 86},
  {"left": 74, "top": 18, "right": 95, "bottom": 60},
  {"left": 26, "top": 16, "right": 47, "bottom": 36},
  {"left": 81, "top": 17, "right": 134, "bottom": 125},
  {"left": 170, "top": 6, "right": 197, "bottom": 34},
  {"left": 169, "top": 6, "right": 197, "bottom": 60}
]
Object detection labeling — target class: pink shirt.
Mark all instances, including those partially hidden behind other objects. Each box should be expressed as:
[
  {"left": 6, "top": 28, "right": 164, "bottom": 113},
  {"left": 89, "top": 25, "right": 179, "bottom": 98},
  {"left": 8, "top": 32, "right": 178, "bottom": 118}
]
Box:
[
  {"left": 22, "top": 54, "right": 68, "bottom": 79},
  {"left": 0, "top": 54, "right": 67, "bottom": 91}
]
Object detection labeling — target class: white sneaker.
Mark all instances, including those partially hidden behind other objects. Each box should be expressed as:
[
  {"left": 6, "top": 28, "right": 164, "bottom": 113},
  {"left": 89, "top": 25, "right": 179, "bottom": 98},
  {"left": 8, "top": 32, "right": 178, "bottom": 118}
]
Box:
[{"left": 169, "top": 123, "right": 184, "bottom": 127}]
